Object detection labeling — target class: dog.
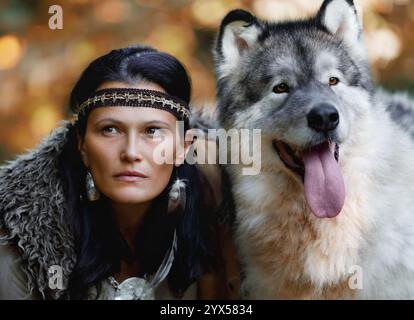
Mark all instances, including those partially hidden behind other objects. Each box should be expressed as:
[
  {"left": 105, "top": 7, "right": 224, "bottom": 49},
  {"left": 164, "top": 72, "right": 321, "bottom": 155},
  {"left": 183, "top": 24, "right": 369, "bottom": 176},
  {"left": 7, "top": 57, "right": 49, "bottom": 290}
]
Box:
[{"left": 213, "top": 0, "right": 414, "bottom": 299}]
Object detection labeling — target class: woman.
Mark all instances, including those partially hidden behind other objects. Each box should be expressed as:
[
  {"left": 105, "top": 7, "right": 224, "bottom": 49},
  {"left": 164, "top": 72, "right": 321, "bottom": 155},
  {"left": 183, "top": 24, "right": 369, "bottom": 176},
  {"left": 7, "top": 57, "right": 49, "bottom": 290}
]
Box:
[{"left": 0, "top": 45, "right": 227, "bottom": 299}]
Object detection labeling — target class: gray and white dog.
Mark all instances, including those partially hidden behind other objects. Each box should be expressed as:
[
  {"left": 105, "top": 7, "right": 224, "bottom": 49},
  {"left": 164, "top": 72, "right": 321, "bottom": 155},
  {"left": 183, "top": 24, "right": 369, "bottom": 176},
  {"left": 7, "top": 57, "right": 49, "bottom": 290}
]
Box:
[{"left": 214, "top": 0, "right": 414, "bottom": 299}]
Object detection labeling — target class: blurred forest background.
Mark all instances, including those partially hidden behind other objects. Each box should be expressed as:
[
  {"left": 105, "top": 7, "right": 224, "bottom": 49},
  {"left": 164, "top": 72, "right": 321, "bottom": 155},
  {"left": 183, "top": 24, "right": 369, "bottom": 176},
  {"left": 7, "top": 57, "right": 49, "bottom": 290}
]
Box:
[{"left": 0, "top": 0, "right": 413, "bottom": 164}]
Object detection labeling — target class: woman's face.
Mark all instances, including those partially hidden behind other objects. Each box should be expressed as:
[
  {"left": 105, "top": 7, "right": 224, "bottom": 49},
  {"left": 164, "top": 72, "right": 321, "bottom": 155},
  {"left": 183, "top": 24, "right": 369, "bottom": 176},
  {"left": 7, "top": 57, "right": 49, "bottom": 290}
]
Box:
[{"left": 78, "top": 81, "right": 192, "bottom": 205}]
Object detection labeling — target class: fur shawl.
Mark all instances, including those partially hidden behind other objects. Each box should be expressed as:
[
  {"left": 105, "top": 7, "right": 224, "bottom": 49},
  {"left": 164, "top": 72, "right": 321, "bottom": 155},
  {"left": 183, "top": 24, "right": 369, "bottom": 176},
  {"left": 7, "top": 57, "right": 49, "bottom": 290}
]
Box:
[{"left": 0, "top": 121, "right": 75, "bottom": 299}]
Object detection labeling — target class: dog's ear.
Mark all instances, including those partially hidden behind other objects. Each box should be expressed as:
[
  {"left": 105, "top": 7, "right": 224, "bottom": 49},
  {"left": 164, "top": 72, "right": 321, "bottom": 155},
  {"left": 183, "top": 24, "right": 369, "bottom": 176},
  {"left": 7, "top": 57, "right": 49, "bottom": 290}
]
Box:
[
  {"left": 317, "top": 0, "right": 365, "bottom": 58},
  {"left": 215, "top": 9, "right": 263, "bottom": 79}
]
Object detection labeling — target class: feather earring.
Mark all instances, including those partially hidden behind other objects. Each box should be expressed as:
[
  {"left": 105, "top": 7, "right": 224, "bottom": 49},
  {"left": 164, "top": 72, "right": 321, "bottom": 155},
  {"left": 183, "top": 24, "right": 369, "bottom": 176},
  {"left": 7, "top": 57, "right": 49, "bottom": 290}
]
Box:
[
  {"left": 86, "top": 170, "right": 100, "bottom": 201},
  {"left": 167, "top": 178, "right": 187, "bottom": 213}
]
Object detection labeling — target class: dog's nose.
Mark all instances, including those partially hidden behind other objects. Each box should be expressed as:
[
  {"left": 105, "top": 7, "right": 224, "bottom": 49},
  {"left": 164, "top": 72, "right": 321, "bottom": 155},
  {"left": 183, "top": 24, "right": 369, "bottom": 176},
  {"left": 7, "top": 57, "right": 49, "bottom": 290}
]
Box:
[{"left": 307, "top": 104, "right": 339, "bottom": 133}]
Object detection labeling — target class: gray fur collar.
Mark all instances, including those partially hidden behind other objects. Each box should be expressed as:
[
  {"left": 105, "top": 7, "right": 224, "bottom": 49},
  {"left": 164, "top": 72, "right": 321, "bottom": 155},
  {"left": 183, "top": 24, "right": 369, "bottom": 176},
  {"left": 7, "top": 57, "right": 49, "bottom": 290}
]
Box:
[{"left": 0, "top": 121, "right": 76, "bottom": 299}]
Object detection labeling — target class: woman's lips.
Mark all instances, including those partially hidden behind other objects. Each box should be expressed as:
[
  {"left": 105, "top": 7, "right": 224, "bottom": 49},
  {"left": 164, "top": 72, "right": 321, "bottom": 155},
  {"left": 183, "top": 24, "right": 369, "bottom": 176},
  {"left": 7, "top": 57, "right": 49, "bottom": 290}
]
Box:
[{"left": 113, "top": 171, "right": 148, "bottom": 182}]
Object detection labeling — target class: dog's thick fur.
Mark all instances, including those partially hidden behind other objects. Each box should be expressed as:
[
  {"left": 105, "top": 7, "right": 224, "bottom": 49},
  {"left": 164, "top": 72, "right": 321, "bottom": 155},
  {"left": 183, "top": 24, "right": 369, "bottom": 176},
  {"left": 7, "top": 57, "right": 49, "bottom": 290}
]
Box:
[{"left": 214, "top": 0, "right": 414, "bottom": 299}]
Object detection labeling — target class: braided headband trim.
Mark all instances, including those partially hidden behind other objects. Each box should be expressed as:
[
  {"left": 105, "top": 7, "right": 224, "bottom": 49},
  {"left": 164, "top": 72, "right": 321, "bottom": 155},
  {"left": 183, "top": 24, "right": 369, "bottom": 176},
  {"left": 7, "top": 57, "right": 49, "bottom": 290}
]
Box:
[{"left": 77, "top": 88, "right": 190, "bottom": 120}]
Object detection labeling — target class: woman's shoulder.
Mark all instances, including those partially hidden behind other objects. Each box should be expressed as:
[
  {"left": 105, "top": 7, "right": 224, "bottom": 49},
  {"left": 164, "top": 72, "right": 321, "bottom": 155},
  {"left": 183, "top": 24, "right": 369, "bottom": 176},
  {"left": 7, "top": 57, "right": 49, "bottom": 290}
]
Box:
[{"left": 0, "top": 229, "right": 39, "bottom": 299}]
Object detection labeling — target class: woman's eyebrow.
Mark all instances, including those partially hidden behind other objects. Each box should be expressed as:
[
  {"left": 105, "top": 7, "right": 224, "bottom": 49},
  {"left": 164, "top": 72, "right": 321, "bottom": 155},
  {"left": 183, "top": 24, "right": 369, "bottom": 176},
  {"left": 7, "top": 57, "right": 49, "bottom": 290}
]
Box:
[
  {"left": 94, "top": 118, "right": 124, "bottom": 126},
  {"left": 94, "top": 118, "right": 172, "bottom": 127},
  {"left": 144, "top": 120, "right": 171, "bottom": 127}
]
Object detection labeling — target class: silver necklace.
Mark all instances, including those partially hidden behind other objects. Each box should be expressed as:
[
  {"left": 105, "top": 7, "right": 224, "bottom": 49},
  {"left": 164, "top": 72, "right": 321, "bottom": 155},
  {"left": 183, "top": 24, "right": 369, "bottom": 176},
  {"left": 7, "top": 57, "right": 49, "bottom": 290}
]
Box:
[{"left": 108, "top": 230, "right": 177, "bottom": 300}]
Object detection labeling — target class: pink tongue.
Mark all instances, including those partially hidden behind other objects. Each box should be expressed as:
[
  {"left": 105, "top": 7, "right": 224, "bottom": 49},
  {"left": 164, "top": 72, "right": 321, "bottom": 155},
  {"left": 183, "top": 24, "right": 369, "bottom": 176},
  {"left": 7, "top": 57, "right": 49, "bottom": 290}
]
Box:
[{"left": 302, "top": 142, "right": 345, "bottom": 218}]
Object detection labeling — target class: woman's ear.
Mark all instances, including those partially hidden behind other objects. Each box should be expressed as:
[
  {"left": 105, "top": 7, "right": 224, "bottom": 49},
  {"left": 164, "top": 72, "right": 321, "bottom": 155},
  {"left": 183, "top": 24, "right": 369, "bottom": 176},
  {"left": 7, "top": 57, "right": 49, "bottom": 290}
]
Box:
[
  {"left": 77, "top": 132, "right": 90, "bottom": 167},
  {"left": 174, "top": 129, "right": 194, "bottom": 166}
]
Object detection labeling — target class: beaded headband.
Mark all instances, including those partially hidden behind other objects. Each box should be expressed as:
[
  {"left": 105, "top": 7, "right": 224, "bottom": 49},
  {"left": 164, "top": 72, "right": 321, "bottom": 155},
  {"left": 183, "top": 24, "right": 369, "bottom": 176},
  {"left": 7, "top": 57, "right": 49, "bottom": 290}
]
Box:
[{"left": 76, "top": 88, "right": 190, "bottom": 121}]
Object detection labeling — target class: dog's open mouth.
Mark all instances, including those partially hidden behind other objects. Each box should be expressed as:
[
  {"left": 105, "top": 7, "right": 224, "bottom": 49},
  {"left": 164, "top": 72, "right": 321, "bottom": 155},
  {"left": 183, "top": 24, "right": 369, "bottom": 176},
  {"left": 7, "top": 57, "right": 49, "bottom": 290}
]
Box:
[{"left": 272, "top": 140, "right": 345, "bottom": 219}]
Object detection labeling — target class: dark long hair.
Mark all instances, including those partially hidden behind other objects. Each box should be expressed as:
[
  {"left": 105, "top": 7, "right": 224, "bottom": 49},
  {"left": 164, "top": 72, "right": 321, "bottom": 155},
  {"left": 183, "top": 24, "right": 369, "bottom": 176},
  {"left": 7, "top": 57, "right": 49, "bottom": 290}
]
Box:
[{"left": 59, "top": 45, "right": 213, "bottom": 299}]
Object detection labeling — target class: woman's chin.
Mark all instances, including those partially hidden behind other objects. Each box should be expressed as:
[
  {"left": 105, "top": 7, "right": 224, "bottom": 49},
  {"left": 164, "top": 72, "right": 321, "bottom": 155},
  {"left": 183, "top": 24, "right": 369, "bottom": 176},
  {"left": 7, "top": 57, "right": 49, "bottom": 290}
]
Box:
[{"left": 104, "top": 191, "right": 155, "bottom": 205}]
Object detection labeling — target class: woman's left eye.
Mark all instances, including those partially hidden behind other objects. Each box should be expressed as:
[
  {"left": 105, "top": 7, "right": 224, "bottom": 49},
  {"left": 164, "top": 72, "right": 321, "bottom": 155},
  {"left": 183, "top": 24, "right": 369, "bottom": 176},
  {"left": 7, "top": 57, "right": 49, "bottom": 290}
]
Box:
[{"left": 146, "top": 127, "right": 161, "bottom": 135}]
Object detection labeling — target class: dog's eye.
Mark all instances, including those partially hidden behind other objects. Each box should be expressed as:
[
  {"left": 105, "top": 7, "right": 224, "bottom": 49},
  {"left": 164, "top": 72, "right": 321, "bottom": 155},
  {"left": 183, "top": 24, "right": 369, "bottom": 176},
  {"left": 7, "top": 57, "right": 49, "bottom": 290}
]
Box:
[
  {"left": 329, "top": 77, "right": 340, "bottom": 86},
  {"left": 273, "top": 83, "right": 290, "bottom": 94}
]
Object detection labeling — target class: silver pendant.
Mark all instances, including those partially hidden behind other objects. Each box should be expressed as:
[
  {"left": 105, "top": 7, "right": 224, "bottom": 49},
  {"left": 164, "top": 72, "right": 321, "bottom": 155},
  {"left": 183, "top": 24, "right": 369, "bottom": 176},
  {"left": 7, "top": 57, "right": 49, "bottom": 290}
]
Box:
[
  {"left": 108, "top": 231, "right": 177, "bottom": 300},
  {"left": 110, "top": 277, "right": 155, "bottom": 300}
]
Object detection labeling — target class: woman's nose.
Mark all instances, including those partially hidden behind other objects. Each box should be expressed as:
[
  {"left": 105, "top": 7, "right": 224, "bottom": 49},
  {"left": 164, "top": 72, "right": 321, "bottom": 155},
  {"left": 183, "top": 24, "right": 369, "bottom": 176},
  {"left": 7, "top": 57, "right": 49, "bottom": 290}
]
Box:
[{"left": 120, "top": 135, "right": 143, "bottom": 162}]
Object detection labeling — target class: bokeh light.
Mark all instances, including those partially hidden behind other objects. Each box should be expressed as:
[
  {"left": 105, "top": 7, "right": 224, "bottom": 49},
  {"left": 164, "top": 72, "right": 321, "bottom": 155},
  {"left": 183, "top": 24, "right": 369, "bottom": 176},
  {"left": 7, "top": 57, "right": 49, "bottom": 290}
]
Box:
[
  {"left": 0, "top": 0, "right": 413, "bottom": 163},
  {"left": 0, "top": 34, "right": 23, "bottom": 70}
]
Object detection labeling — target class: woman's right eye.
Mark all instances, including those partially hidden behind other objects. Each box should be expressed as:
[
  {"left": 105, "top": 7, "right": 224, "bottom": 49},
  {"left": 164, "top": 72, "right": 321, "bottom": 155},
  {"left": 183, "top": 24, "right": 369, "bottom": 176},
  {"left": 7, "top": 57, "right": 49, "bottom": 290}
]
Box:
[{"left": 102, "top": 126, "right": 118, "bottom": 135}]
